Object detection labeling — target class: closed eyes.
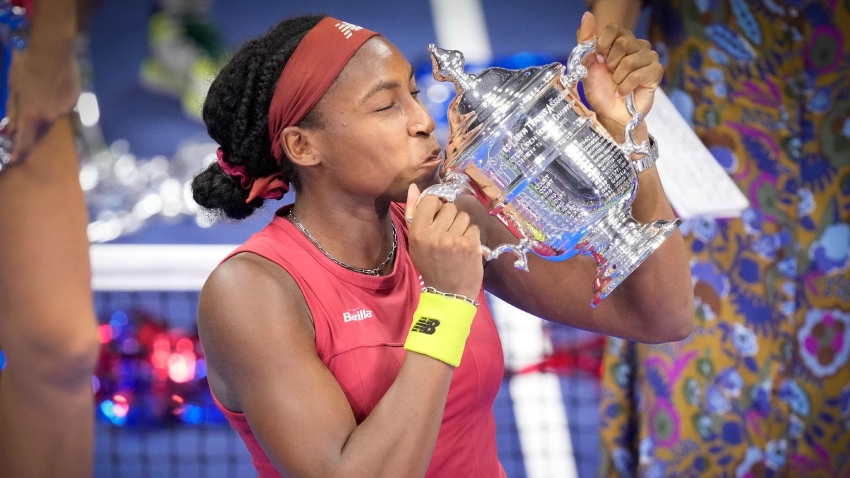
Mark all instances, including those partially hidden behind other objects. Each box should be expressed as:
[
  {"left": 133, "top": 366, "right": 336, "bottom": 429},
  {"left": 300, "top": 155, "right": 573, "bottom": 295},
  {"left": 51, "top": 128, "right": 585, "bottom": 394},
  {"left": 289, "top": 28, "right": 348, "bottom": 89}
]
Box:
[{"left": 374, "top": 90, "right": 422, "bottom": 112}]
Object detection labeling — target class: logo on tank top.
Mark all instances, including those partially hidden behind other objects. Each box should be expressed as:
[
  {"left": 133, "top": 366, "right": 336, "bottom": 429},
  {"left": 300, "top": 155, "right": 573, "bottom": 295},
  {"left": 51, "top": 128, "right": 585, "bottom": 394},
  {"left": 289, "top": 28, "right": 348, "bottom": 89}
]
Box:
[
  {"left": 343, "top": 308, "right": 374, "bottom": 323},
  {"left": 335, "top": 22, "right": 363, "bottom": 39}
]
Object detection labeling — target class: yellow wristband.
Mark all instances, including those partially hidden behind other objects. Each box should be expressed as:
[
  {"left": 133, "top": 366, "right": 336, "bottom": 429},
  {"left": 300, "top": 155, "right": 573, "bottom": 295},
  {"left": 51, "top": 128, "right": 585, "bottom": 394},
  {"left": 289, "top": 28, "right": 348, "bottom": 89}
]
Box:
[{"left": 403, "top": 292, "right": 477, "bottom": 367}]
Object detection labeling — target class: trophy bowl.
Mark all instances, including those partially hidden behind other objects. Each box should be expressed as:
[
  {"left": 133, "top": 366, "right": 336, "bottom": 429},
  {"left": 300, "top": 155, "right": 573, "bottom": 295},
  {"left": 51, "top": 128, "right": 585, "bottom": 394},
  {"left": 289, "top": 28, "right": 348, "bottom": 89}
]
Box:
[{"left": 421, "top": 41, "right": 682, "bottom": 307}]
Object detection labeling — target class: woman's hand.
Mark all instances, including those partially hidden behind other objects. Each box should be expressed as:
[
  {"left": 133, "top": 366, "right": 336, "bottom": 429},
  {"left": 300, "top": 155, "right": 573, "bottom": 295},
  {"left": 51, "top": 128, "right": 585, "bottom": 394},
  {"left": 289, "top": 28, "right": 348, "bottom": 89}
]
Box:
[
  {"left": 6, "top": 42, "right": 80, "bottom": 165},
  {"left": 577, "top": 12, "right": 662, "bottom": 138},
  {"left": 405, "top": 184, "right": 484, "bottom": 300}
]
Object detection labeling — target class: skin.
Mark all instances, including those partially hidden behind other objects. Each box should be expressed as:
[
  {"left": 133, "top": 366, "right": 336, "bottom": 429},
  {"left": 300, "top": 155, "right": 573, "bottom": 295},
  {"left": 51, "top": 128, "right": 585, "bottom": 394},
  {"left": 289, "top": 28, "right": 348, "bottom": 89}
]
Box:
[
  {"left": 5, "top": 0, "right": 81, "bottom": 165},
  {"left": 199, "top": 12, "right": 694, "bottom": 478},
  {"left": 0, "top": 2, "right": 99, "bottom": 477},
  {"left": 590, "top": 0, "right": 641, "bottom": 34}
]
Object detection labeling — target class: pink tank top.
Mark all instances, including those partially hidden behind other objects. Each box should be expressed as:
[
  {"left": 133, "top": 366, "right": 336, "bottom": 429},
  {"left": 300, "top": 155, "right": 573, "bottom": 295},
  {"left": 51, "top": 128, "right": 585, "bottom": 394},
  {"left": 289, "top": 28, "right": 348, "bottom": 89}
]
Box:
[{"left": 213, "top": 203, "right": 506, "bottom": 478}]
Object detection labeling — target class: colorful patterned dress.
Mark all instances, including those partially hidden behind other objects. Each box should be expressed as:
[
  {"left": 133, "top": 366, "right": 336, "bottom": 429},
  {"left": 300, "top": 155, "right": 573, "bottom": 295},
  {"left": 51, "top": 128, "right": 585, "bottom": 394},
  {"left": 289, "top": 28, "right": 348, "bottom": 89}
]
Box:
[{"left": 599, "top": 0, "right": 850, "bottom": 476}]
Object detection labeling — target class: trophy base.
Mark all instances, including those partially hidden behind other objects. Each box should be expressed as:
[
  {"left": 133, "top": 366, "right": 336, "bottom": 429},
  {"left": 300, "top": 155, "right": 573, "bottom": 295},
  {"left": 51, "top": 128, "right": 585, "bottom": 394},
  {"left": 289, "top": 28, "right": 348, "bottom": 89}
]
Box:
[{"left": 577, "top": 207, "right": 682, "bottom": 307}]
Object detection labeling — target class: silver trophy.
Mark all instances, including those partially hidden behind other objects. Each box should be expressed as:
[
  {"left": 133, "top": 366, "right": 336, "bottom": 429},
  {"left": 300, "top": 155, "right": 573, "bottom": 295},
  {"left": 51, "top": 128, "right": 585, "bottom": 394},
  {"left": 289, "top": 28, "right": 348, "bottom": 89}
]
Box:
[{"left": 421, "top": 41, "right": 682, "bottom": 307}]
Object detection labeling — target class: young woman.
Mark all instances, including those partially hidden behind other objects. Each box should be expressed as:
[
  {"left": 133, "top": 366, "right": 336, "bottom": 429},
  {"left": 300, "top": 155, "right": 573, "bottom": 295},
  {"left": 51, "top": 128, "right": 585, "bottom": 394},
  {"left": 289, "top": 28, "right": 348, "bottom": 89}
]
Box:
[{"left": 193, "top": 12, "right": 694, "bottom": 477}]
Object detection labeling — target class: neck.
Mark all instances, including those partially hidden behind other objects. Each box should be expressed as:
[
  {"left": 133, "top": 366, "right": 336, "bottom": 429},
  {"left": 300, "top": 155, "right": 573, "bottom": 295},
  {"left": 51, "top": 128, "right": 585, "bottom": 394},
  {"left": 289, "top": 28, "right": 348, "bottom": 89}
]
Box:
[{"left": 289, "top": 188, "right": 396, "bottom": 273}]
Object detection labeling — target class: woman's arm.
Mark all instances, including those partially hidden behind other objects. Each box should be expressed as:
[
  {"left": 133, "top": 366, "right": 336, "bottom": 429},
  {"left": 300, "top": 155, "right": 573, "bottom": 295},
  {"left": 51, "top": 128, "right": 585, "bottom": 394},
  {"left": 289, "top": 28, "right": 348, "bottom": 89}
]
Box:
[
  {"left": 200, "top": 255, "right": 453, "bottom": 478},
  {"left": 474, "top": 192, "right": 693, "bottom": 344},
  {"left": 589, "top": 0, "right": 642, "bottom": 32},
  {"left": 6, "top": 0, "right": 79, "bottom": 165}
]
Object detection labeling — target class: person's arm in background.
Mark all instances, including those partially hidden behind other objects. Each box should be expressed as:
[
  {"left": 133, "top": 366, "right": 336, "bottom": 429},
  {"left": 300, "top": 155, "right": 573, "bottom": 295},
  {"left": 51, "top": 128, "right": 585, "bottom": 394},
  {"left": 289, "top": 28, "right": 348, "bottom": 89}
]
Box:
[
  {"left": 589, "top": 0, "right": 642, "bottom": 32},
  {"left": 6, "top": 0, "right": 80, "bottom": 164},
  {"left": 0, "top": 1, "right": 101, "bottom": 477}
]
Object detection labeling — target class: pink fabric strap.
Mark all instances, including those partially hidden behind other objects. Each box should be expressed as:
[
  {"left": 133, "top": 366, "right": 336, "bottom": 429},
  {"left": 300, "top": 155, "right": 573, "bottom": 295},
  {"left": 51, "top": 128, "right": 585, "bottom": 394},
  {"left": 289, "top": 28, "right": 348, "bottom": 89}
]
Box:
[
  {"left": 217, "top": 148, "right": 251, "bottom": 189},
  {"left": 217, "top": 148, "right": 288, "bottom": 203}
]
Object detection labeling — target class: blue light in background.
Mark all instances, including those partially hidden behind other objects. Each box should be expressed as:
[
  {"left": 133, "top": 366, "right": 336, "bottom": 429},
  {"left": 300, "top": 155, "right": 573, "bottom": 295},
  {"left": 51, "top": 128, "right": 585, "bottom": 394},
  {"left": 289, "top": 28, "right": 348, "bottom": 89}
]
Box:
[
  {"left": 99, "top": 398, "right": 129, "bottom": 426},
  {"left": 110, "top": 310, "right": 129, "bottom": 340},
  {"left": 179, "top": 404, "right": 203, "bottom": 424}
]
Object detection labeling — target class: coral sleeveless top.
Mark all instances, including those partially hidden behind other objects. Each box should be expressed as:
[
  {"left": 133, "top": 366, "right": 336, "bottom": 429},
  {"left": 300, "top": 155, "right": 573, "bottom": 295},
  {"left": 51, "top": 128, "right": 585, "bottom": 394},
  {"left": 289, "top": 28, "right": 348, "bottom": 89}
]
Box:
[{"left": 212, "top": 204, "right": 506, "bottom": 478}]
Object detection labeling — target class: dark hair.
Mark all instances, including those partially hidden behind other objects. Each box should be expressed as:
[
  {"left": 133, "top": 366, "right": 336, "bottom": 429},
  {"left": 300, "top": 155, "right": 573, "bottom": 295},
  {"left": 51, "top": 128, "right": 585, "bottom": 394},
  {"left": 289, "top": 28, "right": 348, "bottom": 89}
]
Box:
[{"left": 192, "top": 14, "right": 325, "bottom": 220}]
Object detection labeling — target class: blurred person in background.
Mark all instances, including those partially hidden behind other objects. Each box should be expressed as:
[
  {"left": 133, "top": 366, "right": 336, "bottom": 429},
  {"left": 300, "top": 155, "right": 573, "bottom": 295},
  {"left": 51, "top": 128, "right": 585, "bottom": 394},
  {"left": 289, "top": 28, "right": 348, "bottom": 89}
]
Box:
[
  {"left": 0, "top": 0, "right": 99, "bottom": 476},
  {"left": 140, "top": 0, "right": 226, "bottom": 120},
  {"left": 591, "top": 0, "right": 850, "bottom": 476}
]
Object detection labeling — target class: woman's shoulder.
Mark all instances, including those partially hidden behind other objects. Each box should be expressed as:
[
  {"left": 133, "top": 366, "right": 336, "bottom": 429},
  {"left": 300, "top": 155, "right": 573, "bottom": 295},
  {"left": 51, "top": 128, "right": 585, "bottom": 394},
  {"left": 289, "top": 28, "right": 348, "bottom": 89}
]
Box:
[
  {"left": 200, "top": 252, "right": 313, "bottom": 333},
  {"left": 211, "top": 251, "right": 294, "bottom": 290},
  {"left": 198, "top": 253, "right": 317, "bottom": 414}
]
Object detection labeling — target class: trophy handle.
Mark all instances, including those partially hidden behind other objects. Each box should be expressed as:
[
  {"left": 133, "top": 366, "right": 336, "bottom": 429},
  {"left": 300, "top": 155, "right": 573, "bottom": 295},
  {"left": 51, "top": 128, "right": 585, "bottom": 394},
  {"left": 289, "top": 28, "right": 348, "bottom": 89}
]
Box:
[
  {"left": 561, "top": 39, "right": 651, "bottom": 159},
  {"left": 562, "top": 40, "right": 597, "bottom": 90},
  {"left": 416, "top": 174, "right": 535, "bottom": 272},
  {"left": 416, "top": 172, "right": 475, "bottom": 204},
  {"left": 578, "top": 207, "right": 682, "bottom": 307}
]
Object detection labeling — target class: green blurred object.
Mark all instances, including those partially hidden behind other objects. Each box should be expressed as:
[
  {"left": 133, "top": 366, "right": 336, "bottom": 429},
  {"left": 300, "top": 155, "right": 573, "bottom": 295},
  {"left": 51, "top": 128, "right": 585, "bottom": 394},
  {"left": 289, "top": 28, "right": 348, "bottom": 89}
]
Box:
[{"left": 139, "top": 10, "right": 226, "bottom": 121}]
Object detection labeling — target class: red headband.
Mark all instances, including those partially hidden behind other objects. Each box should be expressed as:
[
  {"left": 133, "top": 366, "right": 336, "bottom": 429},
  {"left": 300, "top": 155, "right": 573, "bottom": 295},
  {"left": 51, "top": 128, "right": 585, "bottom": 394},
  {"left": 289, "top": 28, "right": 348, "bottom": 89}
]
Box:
[
  {"left": 227, "top": 17, "right": 379, "bottom": 203},
  {"left": 269, "top": 17, "right": 380, "bottom": 160}
]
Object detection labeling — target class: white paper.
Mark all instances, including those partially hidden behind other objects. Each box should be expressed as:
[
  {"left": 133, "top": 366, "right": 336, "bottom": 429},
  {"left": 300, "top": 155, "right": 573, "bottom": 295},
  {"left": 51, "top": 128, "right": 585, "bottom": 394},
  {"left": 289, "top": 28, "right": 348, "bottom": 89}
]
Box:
[{"left": 645, "top": 89, "right": 750, "bottom": 219}]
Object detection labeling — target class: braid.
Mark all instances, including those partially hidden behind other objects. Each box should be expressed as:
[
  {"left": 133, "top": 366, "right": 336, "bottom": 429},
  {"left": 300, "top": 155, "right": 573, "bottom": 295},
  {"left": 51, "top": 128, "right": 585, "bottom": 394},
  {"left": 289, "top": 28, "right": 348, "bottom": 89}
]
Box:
[{"left": 192, "top": 14, "right": 325, "bottom": 220}]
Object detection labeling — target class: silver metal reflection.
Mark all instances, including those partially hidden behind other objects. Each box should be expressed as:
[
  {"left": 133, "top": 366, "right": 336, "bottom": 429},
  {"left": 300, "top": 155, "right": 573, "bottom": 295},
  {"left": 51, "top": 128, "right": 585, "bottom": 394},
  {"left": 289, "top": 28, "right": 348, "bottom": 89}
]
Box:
[
  {"left": 422, "top": 41, "right": 682, "bottom": 307},
  {"left": 0, "top": 117, "right": 14, "bottom": 174}
]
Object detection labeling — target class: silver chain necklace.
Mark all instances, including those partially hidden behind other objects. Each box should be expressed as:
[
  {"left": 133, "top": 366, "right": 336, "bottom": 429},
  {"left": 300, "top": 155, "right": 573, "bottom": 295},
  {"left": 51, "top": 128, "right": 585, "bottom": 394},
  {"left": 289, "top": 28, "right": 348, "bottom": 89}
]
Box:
[{"left": 288, "top": 210, "right": 397, "bottom": 276}]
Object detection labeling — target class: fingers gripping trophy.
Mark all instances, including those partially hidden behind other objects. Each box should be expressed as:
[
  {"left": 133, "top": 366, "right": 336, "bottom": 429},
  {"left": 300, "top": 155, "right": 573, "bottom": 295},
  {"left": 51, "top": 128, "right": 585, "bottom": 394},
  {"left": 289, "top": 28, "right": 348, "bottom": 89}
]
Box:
[{"left": 420, "top": 14, "right": 682, "bottom": 307}]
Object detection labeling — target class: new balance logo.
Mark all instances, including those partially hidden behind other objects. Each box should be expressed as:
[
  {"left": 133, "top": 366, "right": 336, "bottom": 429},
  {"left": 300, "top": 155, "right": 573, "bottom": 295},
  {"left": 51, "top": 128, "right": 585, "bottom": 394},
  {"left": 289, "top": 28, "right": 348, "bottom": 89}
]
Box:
[
  {"left": 411, "top": 318, "right": 440, "bottom": 335},
  {"left": 343, "top": 308, "right": 374, "bottom": 322},
  {"left": 335, "top": 21, "right": 363, "bottom": 39}
]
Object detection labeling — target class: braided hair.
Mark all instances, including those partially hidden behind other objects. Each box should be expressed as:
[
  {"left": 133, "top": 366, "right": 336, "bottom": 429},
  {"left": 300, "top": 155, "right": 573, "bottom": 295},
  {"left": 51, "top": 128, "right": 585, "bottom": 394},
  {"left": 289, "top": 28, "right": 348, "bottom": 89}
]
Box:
[{"left": 192, "top": 14, "right": 325, "bottom": 220}]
